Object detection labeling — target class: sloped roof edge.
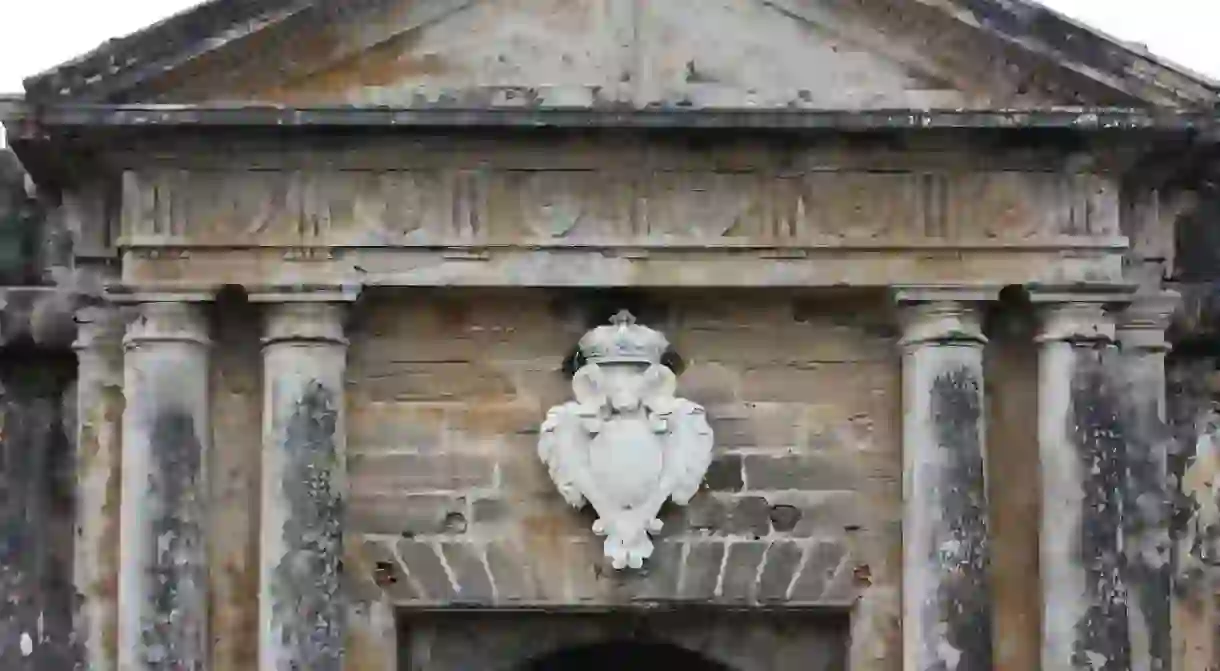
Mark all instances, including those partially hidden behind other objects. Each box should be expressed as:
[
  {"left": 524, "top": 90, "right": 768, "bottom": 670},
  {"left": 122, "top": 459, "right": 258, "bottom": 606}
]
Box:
[
  {"left": 22, "top": 0, "right": 316, "bottom": 101},
  {"left": 934, "top": 0, "right": 1218, "bottom": 106},
  {"left": 18, "top": 0, "right": 1220, "bottom": 109}
]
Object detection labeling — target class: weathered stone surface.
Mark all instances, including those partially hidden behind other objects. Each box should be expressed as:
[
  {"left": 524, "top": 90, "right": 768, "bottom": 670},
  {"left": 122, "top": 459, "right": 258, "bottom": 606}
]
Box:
[
  {"left": 704, "top": 454, "right": 744, "bottom": 492},
  {"left": 0, "top": 356, "right": 80, "bottom": 671},
  {"left": 758, "top": 541, "right": 805, "bottom": 602},
  {"left": 790, "top": 540, "right": 849, "bottom": 602},
  {"left": 440, "top": 542, "right": 495, "bottom": 603},
  {"left": 680, "top": 543, "right": 726, "bottom": 601},
  {"left": 348, "top": 494, "right": 467, "bottom": 537},
  {"left": 349, "top": 453, "right": 496, "bottom": 492},
  {"left": 723, "top": 496, "right": 773, "bottom": 539},
  {"left": 742, "top": 454, "right": 856, "bottom": 492},
  {"left": 396, "top": 540, "right": 455, "bottom": 603},
  {"left": 719, "top": 542, "right": 767, "bottom": 602},
  {"left": 353, "top": 538, "right": 419, "bottom": 604},
  {"left": 484, "top": 540, "right": 538, "bottom": 602}
]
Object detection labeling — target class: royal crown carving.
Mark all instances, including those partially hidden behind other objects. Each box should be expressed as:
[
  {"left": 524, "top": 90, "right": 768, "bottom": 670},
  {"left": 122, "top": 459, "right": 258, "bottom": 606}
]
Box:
[{"left": 537, "top": 311, "right": 715, "bottom": 569}]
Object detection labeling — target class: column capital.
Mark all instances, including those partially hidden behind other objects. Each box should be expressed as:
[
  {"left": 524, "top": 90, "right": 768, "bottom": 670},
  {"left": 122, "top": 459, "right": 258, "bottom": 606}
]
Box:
[
  {"left": 893, "top": 286, "right": 993, "bottom": 347},
  {"left": 259, "top": 302, "right": 350, "bottom": 347},
  {"left": 897, "top": 301, "right": 987, "bottom": 348},
  {"left": 249, "top": 284, "right": 360, "bottom": 346},
  {"left": 123, "top": 301, "right": 211, "bottom": 349},
  {"left": 73, "top": 304, "right": 125, "bottom": 352},
  {"left": 1116, "top": 291, "right": 1180, "bottom": 353},
  {"left": 1034, "top": 300, "right": 1116, "bottom": 345}
]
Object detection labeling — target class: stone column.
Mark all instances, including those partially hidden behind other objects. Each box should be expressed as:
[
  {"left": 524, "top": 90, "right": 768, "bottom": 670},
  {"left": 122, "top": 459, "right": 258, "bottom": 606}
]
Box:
[
  {"left": 72, "top": 304, "right": 124, "bottom": 671},
  {"left": 1036, "top": 297, "right": 1130, "bottom": 671},
  {"left": 255, "top": 295, "right": 354, "bottom": 671},
  {"left": 117, "top": 298, "right": 212, "bottom": 670},
  {"left": 1118, "top": 293, "right": 1178, "bottom": 671},
  {"left": 898, "top": 293, "right": 993, "bottom": 671}
]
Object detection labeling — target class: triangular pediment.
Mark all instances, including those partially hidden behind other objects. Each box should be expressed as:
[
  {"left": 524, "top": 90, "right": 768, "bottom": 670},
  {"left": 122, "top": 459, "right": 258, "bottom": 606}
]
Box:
[{"left": 23, "top": 0, "right": 1219, "bottom": 110}]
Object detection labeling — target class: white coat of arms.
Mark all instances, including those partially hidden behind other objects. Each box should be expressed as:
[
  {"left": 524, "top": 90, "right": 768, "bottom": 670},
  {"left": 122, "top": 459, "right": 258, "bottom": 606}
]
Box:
[{"left": 538, "top": 310, "right": 715, "bottom": 570}]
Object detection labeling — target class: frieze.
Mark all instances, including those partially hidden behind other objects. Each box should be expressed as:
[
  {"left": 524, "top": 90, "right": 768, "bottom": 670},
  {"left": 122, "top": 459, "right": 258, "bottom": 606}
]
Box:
[{"left": 119, "top": 168, "right": 1120, "bottom": 247}]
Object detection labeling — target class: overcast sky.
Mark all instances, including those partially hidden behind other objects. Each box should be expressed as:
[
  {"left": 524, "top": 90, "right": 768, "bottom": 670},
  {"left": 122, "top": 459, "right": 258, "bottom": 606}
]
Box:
[{"left": 0, "top": 0, "right": 1216, "bottom": 104}]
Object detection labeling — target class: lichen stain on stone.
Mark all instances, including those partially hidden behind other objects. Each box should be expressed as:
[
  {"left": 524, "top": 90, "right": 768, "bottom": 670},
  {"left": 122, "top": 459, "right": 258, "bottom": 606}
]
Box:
[
  {"left": 273, "top": 381, "right": 344, "bottom": 670},
  {"left": 144, "top": 409, "right": 205, "bottom": 669},
  {"left": 1121, "top": 373, "right": 1172, "bottom": 671},
  {"left": 927, "top": 364, "right": 991, "bottom": 671},
  {"left": 1067, "top": 354, "right": 1130, "bottom": 671}
]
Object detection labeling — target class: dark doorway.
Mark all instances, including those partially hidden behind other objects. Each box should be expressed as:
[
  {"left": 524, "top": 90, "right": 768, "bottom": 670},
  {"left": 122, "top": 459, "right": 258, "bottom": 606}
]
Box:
[{"left": 521, "top": 641, "right": 732, "bottom": 671}]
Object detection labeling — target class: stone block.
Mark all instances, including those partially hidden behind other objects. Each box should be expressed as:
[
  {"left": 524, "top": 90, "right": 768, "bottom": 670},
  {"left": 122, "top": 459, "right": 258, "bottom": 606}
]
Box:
[
  {"left": 349, "top": 453, "right": 496, "bottom": 493},
  {"left": 347, "top": 494, "right": 467, "bottom": 537},
  {"left": 396, "top": 540, "right": 455, "bottom": 602},
  {"left": 740, "top": 364, "right": 866, "bottom": 403},
  {"left": 675, "top": 362, "right": 741, "bottom": 407},
  {"left": 448, "top": 401, "right": 543, "bottom": 438},
  {"left": 440, "top": 542, "right": 495, "bottom": 603},
  {"left": 499, "top": 445, "right": 554, "bottom": 495},
  {"left": 347, "top": 402, "right": 446, "bottom": 454},
  {"left": 757, "top": 541, "right": 804, "bottom": 602},
  {"left": 704, "top": 454, "right": 744, "bottom": 491},
  {"left": 354, "top": 538, "right": 420, "bottom": 603},
  {"left": 719, "top": 542, "right": 767, "bottom": 602},
  {"left": 789, "top": 539, "right": 848, "bottom": 602},
  {"left": 683, "top": 495, "right": 727, "bottom": 533},
  {"left": 742, "top": 454, "right": 857, "bottom": 492},
  {"left": 723, "top": 496, "right": 772, "bottom": 538},
  {"left": 356, "top": 361, "right": 517, "bottom": 402},
  {"left": 765, "top": 491, "right": 865, "bottom": 537},
  {"left": 679, "top": 542, "right": 725, "bottom": 600},
  {"left": 620, "top": 540, "right": 682, "bottom": 602},
  {"left": 706, "top": 402, "right": 805, "bottom": 450},
  {"left": 484, "top": 539, "right": 539, "bottom": 602}
]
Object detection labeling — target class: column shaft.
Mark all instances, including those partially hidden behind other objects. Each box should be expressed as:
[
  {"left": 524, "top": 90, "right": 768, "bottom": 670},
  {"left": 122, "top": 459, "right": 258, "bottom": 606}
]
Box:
[
  {"left": 259, "top": 302, "right": 349, "bottom": 671},
  {"left": 900, "top": 300, "right": 993, "bottom": 671},
  {"left": 1118, "top": 294, "right": 1178, "bottom": 671},
  {"left": 73, "top": 305, "right": 124, "bottom": 671},
  {"left": 118, "top": 301, "right": 212, "bottom": 670},
  {"left": 1038, "top": 302, "right": 1130, "bottom": 671}
]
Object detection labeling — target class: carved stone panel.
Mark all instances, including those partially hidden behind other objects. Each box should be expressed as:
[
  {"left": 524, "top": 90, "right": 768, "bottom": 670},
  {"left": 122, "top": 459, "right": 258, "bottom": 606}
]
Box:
[
  {"left": 119, "top": 168, "right": 1122, "bottom": 248},
  {"left": 537, "top": 311, "right": 714, "bottom": 569}
]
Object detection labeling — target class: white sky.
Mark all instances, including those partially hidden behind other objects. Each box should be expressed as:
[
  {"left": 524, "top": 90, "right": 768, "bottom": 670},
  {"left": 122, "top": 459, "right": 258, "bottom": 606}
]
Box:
[{"left": 0, "top": 0, "right": 1216, "bottom": 145}]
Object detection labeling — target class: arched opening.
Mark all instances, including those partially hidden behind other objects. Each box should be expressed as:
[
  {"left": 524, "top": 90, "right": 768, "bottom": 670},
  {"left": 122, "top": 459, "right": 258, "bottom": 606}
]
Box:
[{"left": 520, "top": 641, "right": 732, "bottom": 671}]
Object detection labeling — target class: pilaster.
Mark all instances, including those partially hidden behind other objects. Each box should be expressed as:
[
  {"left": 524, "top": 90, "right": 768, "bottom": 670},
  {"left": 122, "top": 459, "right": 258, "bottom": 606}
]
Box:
[
  {"left": 252, "top": 289, "right": 357, "bottom": 671},
  {"left": 116, "top": 295, "right": 213, "bottom": 670},
  {"left": 72, "top": 304, "right": 124, "bottom": 671},
  {"left": 1118, "top": 292, "right": 1179, "bottom": 671},
  {"left": 896, "top": 289, "right": 993, "bottom": 671}
]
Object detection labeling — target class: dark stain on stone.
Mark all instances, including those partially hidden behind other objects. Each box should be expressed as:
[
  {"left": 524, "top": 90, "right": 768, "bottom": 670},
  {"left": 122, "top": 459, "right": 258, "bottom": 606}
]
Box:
[
  {"left": 1121, "top": 368, "right": 1172, "bottom": 671},
  {"left": 0, "top": 356, "right": 84, "bottom": 670},
  {"left": 704, "top": 455, "right": 743, "bottom": 492},
  {"left": 926, "top": 364, "right": 992, "bottom": 671},
  {"left": 768, "top": 504, "right": 801, "bottom": 533},
  {"left": 1068, "top": 351, "right": 1131, "bottom": 671},
  {"left": 144, "top": 409, "right": 206, "bottom": 669},
  {"left": 273, "top": 381, "right": 343, "bottom": 670}
]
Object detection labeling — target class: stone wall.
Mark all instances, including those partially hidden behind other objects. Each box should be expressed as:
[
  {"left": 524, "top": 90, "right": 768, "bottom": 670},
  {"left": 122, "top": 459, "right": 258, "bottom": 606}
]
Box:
[
  {"left": 1166, "top": 185, "right": 1220, "bottom": 671},
  {"left": 335, "top": 290, "right": 899, "bottom": 612},
  {"left": 0, "top": 149, "right": 81, "bottom": 669}
]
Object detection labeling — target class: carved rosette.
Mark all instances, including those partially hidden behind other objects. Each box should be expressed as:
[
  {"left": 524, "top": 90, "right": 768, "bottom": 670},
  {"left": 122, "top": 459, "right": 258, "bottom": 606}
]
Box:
[{"left": 537, "top": 311, "right": 714, "bottom": 570}]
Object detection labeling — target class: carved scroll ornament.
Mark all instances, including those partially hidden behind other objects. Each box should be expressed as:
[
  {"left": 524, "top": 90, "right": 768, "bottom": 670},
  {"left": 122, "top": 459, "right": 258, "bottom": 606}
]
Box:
[{"left": 537, "top": 311, "right": 714, "bottom": 569}]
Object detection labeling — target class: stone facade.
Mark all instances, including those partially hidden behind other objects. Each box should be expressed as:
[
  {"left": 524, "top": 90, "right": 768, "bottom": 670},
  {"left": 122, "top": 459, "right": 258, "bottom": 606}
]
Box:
[{"left": 3, "top": 1, "right": 1220, "bottom": 670}]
